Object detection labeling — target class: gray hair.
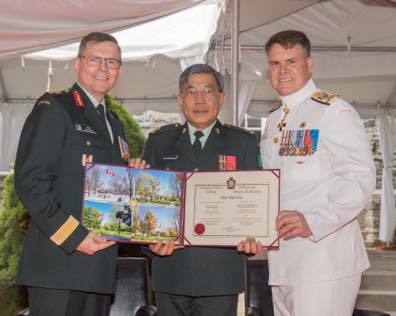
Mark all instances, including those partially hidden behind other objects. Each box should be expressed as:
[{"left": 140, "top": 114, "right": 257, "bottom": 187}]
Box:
[
  {"left": 77, "top": 32, "right": 121, "bottom": 60},
  {"left": 179, "top": 64, "right": 224, "bottom": 93}
]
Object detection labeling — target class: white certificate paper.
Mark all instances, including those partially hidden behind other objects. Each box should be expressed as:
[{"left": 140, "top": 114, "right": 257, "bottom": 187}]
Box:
[{"left": 183, "top": 170, "right": 279, "bottom": 247}]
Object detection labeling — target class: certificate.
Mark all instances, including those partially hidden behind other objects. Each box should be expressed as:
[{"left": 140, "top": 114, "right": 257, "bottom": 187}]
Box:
[
  {"left": 82, "top": 163, "right": 279, "bottom": 247},
  {"left": 183, "top": 170, "right": 279, "bottom": 247}
]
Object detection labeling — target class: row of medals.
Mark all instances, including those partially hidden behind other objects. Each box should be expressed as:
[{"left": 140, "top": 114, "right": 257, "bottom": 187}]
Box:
[{"left": 277, "top": 106, "right": 314, "bottom": 157}]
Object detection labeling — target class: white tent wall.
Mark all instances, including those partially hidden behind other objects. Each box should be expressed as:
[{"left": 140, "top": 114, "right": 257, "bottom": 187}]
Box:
[{"left": 0, "top": 101, "right": 33, "bottom": 170}]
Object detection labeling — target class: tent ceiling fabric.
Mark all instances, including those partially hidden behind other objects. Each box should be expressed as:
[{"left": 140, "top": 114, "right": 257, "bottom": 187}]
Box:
[
  {"left": 237, "top": 0, "right": 321, "bottom": 33},
  {"left": 24, "top": 0, "right": 224, "bottom": 62},
  {"left": 0, "top": 0, "right": 205, "bottom": 59}
]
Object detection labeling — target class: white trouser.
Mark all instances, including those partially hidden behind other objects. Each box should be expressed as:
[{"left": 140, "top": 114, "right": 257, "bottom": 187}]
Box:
[{"left": 271, "top": 274, "right": 361, "bottom": 316}]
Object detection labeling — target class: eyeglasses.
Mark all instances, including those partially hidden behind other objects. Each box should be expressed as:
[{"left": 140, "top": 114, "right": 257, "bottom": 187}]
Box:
[
  {"left": 183, "top": 86, "right": 219, "bottom": 98},
  {"left": 79, "top": 55, "right": 122, "bottom": 69}
]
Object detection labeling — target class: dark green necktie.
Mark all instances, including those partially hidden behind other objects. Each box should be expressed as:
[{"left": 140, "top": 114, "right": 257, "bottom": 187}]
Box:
[
  {"left": 192, "top": 131, "right": 204, "bottom": 158},
  {"left": 97, "top": 104, "right": 111, "bottom": 140},
  {"left": 97, "top": 104, "right": 107, "bottom": 126}
]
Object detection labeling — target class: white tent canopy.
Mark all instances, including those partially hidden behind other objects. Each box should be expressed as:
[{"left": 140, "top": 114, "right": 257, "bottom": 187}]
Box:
[
  {"left": 24, "top": 0, "right": 223, "bottom": 62},
  {"left": 0, "top": 0, "right": 206, "bottom": 59}
]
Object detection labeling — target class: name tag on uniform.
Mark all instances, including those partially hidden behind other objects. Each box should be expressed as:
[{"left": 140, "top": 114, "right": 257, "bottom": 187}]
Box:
[
  {"left": 75, "top": 123, "right": 96, "bottom": 134},
  {"left": 162, "top": 155, "right": 178, "bottom": 160}
]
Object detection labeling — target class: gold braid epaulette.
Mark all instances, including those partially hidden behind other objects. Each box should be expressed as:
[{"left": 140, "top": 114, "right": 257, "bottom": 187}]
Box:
[{"left": 311, "top": 91, "right": 338, "bottom": 105}]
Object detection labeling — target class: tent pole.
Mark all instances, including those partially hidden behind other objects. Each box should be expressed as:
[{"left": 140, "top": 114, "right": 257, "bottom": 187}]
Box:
[
  {"left": 230, "top": 0, "right": 239, "bottom": 125},
  {"left": 385, "top": 78, "right": 396, "bottom": 106},
  {"left": 0, "top": 66, "right": 8, "bottom": 102},
  {"left": 46, "top": 61, "right": 54, "bottom": 92}
]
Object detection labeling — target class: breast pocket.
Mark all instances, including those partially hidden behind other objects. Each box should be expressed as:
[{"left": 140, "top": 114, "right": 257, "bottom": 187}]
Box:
[
  {"left": 63, "top": 132, "right": 105, "bottom": 174},
  {"left": 160, "top": 154, "right": 181, "bottom": 170}
]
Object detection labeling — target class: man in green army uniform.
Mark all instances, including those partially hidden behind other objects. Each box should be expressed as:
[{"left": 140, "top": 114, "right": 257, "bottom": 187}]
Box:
[
  {"left": 14, "top": 32, "right": 129, "bottom": 316},
  {"left": 141, "top": 64, "right": 263, "bottom": 316}
]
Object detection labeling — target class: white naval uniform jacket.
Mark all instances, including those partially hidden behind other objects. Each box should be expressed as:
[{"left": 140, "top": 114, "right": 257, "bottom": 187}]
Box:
[{"left": 261, "top": 79, "right": 376, "bottom": 285}]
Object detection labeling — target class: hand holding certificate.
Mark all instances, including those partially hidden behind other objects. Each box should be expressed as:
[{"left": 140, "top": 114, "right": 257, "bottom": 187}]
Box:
[{"left": 82, "top": 163, "right": 279, "bottom": 247}]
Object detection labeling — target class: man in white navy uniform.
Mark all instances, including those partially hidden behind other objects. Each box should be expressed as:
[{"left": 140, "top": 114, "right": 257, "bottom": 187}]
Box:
[{"left": 260, "top": 30, "right": 376, "bottom": 316}]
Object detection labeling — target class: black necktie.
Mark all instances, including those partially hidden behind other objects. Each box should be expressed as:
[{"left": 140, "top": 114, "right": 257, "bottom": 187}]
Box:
[
  {"left": 97, "top": 104, "right": 107, "bottom": 126},
  {"left": 192, "top": 131, "right": 204, "bottom": 158},
  {"left": 97, "top": 104, "right": 111, "bottom": 140}
]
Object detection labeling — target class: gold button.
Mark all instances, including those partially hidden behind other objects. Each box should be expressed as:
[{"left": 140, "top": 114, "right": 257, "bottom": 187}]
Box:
[
  {"left": 274, "top": 137, "right": 279, "bottom": 144},
  {"left": 86, "top": 140, "right": 91, "bottom": 146}
]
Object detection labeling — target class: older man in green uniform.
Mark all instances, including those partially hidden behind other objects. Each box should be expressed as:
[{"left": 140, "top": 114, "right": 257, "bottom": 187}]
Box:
[
  {"left": 139, "top": 64, "right": 262, "bottom": 316},
  {"left": 14, "top": 32, "right": 129, "bottom": 316}
]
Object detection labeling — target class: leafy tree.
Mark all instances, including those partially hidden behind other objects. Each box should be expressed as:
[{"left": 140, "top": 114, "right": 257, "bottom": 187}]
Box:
[
  {"left": 130, "top": 202, "right": 141, "bottom": 236},
  {"left": 0, "top": 174, "right": 28, "bottom": 314},
  {"left": 0, "top": 94, "right": 145, "bottom": 314},
  {"left": 105, "top": 95, "right": 146, "bottom": 158},
  {"left": 140, "top": 211, "right": 157, "bottom": 237},
  {"left": 0, "top": 174, "right": 28, "bottom": 282},
  {"left": 83, "top": 207, "right": 102, "bottom": 231}
]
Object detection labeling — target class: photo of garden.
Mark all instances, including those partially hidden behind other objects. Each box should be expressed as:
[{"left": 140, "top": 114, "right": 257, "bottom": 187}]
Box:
[{"left": 83, "top": 164, "right": 184, "bottom": 243}]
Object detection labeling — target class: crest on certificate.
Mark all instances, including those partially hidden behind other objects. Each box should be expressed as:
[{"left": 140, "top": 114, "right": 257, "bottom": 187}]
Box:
[{"left": 227, "top": 177, "right": 236, "bottom": 190}]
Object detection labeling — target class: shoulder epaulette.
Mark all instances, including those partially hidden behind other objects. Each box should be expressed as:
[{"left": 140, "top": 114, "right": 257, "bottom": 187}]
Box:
[
  {"left": 269, "top": 101, "right": 282, "bottom": 113},
  {"left": 224, "top": 124, "right": 255, "bottom": 135},
  {"left": 152, "top": 123, "right": 181, "bottom": 134},
  {"left": 311, "top": 90, "right": 338, "bottom": 105},
  {"left": 48, "top": 89, "right": 68, "bottom": 95}
]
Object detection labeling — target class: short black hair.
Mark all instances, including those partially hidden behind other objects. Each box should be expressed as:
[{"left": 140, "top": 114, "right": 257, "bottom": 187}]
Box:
[
  {"left": 78, "top": 32, "right": 121, "bottom": 59},
  {"left": 179, "top": 64, "right": 224, "bottom": 93},
  {"left": 265, "top": 30, "right": 311, "bottom": 58}
]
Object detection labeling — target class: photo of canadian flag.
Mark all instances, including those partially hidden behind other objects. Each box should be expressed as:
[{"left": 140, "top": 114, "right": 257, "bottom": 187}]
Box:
[{"left": 106, "top": 170, "right": 115, "bottom": 176}]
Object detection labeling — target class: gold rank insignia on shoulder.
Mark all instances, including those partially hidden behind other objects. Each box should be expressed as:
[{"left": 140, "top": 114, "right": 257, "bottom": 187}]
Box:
[
  {"left": 311, "top": 91, "right": 338, "bottom": 105},
  {"left": 38, "top": 100, "right": 51, "bottom": 106}
]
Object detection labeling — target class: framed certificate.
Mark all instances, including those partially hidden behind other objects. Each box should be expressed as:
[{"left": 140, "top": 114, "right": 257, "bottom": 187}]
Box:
[
  {"left": 82, "top": 163, "right": 279, "bottom": 247},
  {"left": 183, "top": 170, "right": 279, "bottom": 247}
]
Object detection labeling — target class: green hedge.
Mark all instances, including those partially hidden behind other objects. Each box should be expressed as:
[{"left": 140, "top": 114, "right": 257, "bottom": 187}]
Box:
[{"left": 0, "top": 95, "right": 145, "bottom": 314}]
